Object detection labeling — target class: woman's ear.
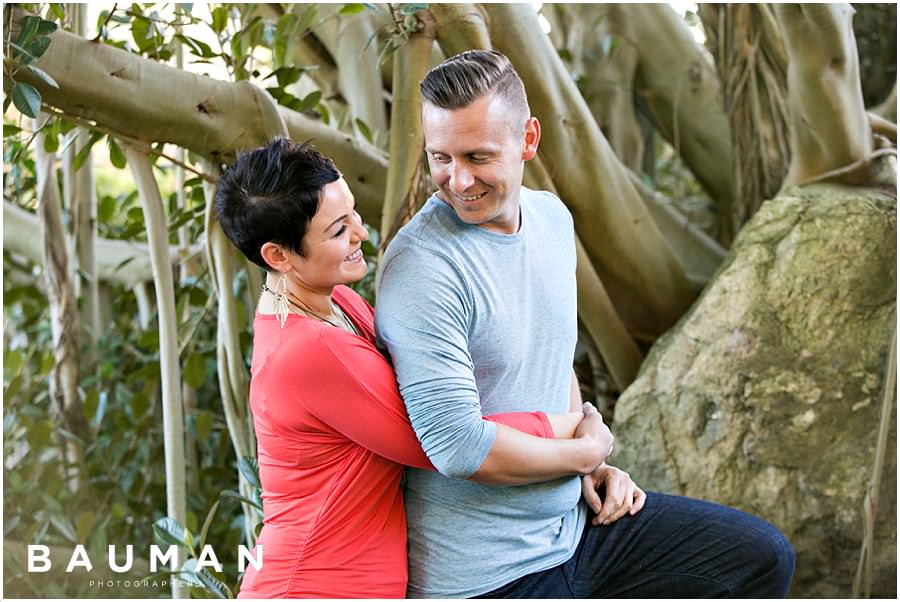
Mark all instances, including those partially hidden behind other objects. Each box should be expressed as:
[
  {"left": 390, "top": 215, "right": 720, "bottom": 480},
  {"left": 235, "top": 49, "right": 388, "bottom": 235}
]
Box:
[{"left": 260, "top": 242, "right": 291, "bottom": 273}]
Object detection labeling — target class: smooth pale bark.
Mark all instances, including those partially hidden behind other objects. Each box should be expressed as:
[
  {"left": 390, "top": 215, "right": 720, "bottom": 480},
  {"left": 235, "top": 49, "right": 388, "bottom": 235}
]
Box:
[
  {"left": 627, "top": 171, "right": 726, "bottom": 287},
  {"left": 312, "top": 5, "right": 388, "bottom": 146},
  {"left": 3, "top": 200, "right": 198, "bottom": 287},
  {"left": 430, "top": 3, "right": 492, "bottom": 52},
  {"left": 575, "top": 5, "right": 646, "bottom": 172},
  {"left": 523, "top": 158, "right": 644, "bottom": 389},
  {"left": 700, "top": 4, "right": 790, "bottom": 245},
  {"left": 774, "top": 4, "right": 875, "bottom": 186},
  {"left": 122, "top": 144, "right": 188, "bottom": 599},
  {"left": 202, "top": 162, "right": 260, "bottom": 546},
  {"left": 619, "top": 4, "right": 733, "bottom": 235},
  {"left": 16, "top": 21, "right": 388, "bottom": 227},
  {"left": 381, "top": 20, "right": 435, "bottom": 249},
  {"left": 62, "top": 3, "right": 100, "bottom": 359},
  {"left": 34, "top": 114, "right": 89, "bottom": 491},
  {"left": 485, "top": 3, "right": 695, "bottom": 336}
]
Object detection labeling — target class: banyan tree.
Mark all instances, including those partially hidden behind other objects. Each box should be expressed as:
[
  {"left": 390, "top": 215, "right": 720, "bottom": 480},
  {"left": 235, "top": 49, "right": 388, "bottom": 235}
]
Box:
[{"left": 3, "top": 3, "right": 895, "bottom": 598}]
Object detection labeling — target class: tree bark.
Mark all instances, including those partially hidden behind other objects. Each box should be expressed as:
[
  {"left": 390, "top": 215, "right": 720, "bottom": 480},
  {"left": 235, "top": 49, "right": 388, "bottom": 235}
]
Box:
[
  {"left": 16, "top": 20, "right": 388, "bottom": 227},
  {"left": 621, "top": 4, "right": 733, "bottom": 238},
  {"left": 774, "top": 4, "right": 876, "bottom": 186},
  {"left": 4, "top": 200, "right": 200, "bottom": 287},
  {"left": 202, "top": 161, "right": 260, "bottom": 547},
  {"left": 484, "top": 3, "right": 696, "bottom": 337},
  {"left": 122, "top": 144, "right": 188, "bottom": 599},
  {"left": 700, "top": 4, "right": 790, "bottom": 245},
  {"left": 34, "top": 113, "right": 89, "bottom": 491},
  {"left": 380, "top": 15, "right": 435, "bottom": 250},
  {"left": 312, "top": 5, "right": 388, "bottom": 146}
]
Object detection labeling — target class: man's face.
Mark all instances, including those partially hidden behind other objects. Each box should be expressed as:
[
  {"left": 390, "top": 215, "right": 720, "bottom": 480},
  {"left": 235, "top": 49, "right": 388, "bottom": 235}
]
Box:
[{"left": 422, "top": 94, "right": 539, "bottom": 235}]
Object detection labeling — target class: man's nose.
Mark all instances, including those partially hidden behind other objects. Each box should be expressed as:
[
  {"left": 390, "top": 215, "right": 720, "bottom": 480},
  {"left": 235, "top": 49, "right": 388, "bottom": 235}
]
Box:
[{"left": 449, "top": 164, "right": 474, "bottom": 192}]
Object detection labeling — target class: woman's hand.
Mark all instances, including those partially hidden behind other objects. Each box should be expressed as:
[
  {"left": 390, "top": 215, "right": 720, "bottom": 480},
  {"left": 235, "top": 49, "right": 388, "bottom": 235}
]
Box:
[{"left": 582, "top": 463, "right": 646, "bottom": 526}]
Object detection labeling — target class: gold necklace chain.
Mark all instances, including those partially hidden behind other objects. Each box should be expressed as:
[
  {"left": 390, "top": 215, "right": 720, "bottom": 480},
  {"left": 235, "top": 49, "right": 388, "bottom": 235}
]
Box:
[{"left": 261, "top": 284, "right": 359, "bottom": 335}]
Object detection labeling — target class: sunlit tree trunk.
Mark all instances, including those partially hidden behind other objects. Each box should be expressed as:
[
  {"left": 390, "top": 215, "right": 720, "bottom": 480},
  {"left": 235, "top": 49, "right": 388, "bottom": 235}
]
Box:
[
  {"left": 775, "top": 4, "right": 882, "bottom": 186},
  {"left": 34, "top": 113, "right": 89, "bottom": 491},
  {"left": 485, "top": 3, "right": 695, "bottom": 338},
  {"left": 380, "top": 13, "right": 435, "bottom": 250},
  {"left": 18, "top": 23, "right": 389, "bottom": 228},
  {"left": 61, "top": 3, "right": 100, "bottom": 366},
  {"left": 123, "top": 143, "right": 188, "bottom": 599}
]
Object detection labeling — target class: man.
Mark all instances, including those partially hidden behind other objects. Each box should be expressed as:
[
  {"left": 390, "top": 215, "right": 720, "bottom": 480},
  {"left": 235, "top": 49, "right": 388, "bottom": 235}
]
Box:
[{"left": 376, "top": 50, "right": 795, "bottom": 598}]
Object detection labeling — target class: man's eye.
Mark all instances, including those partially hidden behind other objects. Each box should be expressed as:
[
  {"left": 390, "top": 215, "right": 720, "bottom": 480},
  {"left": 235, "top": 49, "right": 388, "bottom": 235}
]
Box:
[{"left": 432, "top": 154, "right": 450, "bottom": 163}]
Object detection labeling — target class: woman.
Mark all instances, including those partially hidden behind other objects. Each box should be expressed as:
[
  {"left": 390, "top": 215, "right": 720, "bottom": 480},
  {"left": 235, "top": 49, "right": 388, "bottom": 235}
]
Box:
[{"left": 214, "top": 138, "right": 609, "bottom": 598}]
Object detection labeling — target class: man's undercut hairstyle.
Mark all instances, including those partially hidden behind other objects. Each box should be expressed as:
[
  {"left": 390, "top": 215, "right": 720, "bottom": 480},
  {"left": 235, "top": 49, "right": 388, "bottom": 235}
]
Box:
[
  {"left": 420, "top": 50, "right": 529, "bottom": 131},
  {"left": 214, "top": 137, "right": 340, "bottom": 270}
]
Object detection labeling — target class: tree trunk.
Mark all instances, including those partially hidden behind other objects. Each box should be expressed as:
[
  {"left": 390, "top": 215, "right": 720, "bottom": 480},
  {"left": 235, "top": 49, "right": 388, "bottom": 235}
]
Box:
[
  {"left": 312, "top": 5, "right": 388, "bottom": 147},
  {"left": 122, "top": 144, "right": 188, "bottom": 599},
  {"left": 621, "top": 4, "right": 734, "bottom": 241},
  {"left": 202, "top": 162, "right": 261, "bottom": 547},
  {"left": 3, "top": 200, "right": 198, "bottom": 287},
  {"left": 700, "top": 4, "right": 791, "bottom": 246},
  {"left": 16, "top": 20, "right": 388, "bottom": 227},
  {"left": 34, "top": 113, "right": 89, "bottom": 491},
  {"left": 774, "top": 4, "right": 877, "bottom": 186},
  {"left": 484, "top": 3, "right": 696, "bottom": 338},
  {"left": 380, "top": 15, "right": 435, "bottom": 250}
]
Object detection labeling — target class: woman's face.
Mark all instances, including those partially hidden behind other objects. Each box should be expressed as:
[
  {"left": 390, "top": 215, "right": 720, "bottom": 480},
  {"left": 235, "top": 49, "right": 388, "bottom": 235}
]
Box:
[{"left": 287, "top": 177, "right": 369, "bottom": 293}]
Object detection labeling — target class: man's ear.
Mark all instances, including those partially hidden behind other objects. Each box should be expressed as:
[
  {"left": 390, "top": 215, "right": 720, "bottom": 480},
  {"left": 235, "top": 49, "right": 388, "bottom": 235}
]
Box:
[
  {"left": 522, "top": 116, "right": 541, "bottom": 161},
  {"left": 260, "top": 242, "right": 291, "bottom": 273}
]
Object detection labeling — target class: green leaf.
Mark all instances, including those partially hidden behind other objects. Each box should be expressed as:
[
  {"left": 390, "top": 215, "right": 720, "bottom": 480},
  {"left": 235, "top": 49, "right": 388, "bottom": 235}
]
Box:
[
  {"left": 175, "top": 34, "right": 216, "bottom": 59},
  {"left": 16, "top": 16, "right": 41, "bottom": 48},
  {"left": 237, "top": 456, "right": 261, "bottom": 489},
  {"left": 107, "top": 137, "right": 127, "bottom": 169},
  {"left": 153, "top": 517, "right": 194, "bottom": 552},
  {"left": 179, "top": 559, "right": 232, "bottom": 598},
  {"left": 297, "top": 90, "right": 322, "bottom": 112},
  {"left": 21, "top": 64, "right": 59, "bottom": 89},
  {"left": 75, "top": 511, "right": 96, "bottom": 542},
  {"left": 194, "top": 410, "right": 214, "bottom": 441},
  {"left": 28, "top": 35, "right": 53, "bottom": 60},
  {"left": 211, "top": 6, "right": 229, "bottom": 34},
  {"left": 296, "top": 5, "right": 319, "bottom": 34},
  {"left": 97, "top": 195, "right": 117, "bottom": 223},
  {"left": 131, "top": 16, "right": 151, "bottom": 51},
  {"left": 218, "top": 490, "right": 263, "bottom": 511},
  {"left": 36, "top": 18, "right": 58, "bottom": 36},
  {"left": 197, "top": 499, "right": 220, "bottom": 550},
  {"left": 355, "top": 118, "right": 373, "bottom": 144},
  {"left": 3, "top": 124, "right": 22, "bottom": 137},
  {"left": 73, "top": 131, "right": 104, "bottom": 171},
  {"left": 10, "top": 83, "right": 42, "bottom": 118},
  {"left": 49, "top": 514, "right": 79, "bottom": 543},
  {"left": 340, "top": 3, "right": 366, "bottom": 15},
  {"left": 49, "top": 4, "right": 66, "bottom": 21},
  {"left": 183, "top": 352, "right": 206, "bottom": 389}
]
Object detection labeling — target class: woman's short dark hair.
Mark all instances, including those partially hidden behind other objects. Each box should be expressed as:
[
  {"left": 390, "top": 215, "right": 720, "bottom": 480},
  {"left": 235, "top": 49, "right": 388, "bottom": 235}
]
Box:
[{"left": 214, "top": 138, "right": 340, "bottom": 270}]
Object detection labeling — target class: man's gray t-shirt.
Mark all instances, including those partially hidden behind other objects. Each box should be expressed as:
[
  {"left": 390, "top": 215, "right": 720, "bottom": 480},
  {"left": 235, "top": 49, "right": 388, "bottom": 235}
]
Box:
[{"left": 375, "top": 188, "right": 586, "bottom": 598}]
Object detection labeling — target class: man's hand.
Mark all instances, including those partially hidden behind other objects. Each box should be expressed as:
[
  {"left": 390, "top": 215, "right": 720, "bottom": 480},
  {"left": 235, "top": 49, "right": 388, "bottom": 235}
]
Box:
[
  {"left": 573, "top": 403, "right": 614, "bottom": 472},
  {"left": 582, "top": 463, "right": 646, "bottom": 526}
]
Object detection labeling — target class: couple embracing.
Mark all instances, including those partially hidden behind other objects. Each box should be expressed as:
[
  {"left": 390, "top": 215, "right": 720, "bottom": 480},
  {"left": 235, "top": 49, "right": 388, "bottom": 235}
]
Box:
[{"left": 214, "top": 50, "right": 795, "bottom": 599}]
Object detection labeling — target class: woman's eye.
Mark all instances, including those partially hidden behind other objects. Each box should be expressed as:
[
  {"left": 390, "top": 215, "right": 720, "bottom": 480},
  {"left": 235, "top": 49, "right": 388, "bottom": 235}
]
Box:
[{"left": 334, "top": 226, "right": 347, "bottom": 237}]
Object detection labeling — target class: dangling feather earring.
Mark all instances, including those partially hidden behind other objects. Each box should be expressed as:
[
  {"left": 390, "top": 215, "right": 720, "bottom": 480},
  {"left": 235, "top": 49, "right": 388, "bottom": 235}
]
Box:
[{"left": 269, "top": 272, "right": 290, "bottom": 328}]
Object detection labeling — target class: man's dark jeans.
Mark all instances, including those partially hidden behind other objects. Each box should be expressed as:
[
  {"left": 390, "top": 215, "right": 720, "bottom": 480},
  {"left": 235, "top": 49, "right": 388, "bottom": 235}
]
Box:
[{"left": 476, "top": 492, "right": 795, "bottom": 598}]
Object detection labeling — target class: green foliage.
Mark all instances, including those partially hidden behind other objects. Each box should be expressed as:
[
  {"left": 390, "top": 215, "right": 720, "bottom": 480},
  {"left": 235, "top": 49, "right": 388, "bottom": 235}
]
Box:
[{"left": 3, "top": 14, "right": 58, "bottom": 118}]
